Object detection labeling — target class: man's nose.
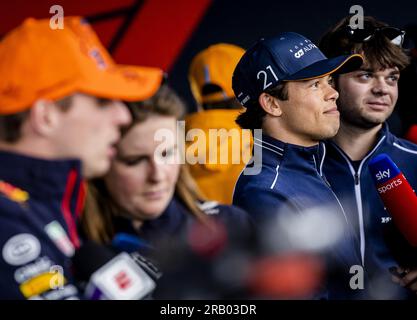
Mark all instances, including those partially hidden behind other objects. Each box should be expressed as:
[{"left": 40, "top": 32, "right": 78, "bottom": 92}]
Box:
[
  {"left": 326, "top": 83, "right": 339, "bottom": 101},
  {"left": 371, "top": 78, "right": 390, "bottom": 96},
  {"left": 112, "top": 101, "right": 132, "bottom": 126}
]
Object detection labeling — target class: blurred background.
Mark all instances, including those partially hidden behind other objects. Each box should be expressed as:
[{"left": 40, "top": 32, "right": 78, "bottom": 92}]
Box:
[{"left": 1, "top": 0, "right": 416, "bottom": 112}]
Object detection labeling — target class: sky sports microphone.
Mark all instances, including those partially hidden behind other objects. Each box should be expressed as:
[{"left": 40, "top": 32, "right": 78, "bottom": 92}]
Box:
[
  {"left": 73, "top": 241, "right": 156, "bottom": 300},
  {"left": 368, "top": 153, "right": 417, "bottom": 246}
]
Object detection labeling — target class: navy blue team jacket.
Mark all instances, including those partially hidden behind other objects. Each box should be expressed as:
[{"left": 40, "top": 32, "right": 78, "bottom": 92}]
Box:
[
  {"left": 111, "top": 196, "right": 253, "bottom": 254},
  {"left": 0, "top": 151, "right": 84, "bottom": 299},
  {"left": 233, "top": 134, "right": 363, "bottom": 299},
  {"left": 324, "top": 124, "right": 417, "bottom": 299}
]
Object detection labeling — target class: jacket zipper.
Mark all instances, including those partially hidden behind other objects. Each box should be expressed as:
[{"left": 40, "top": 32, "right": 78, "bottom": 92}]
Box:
[
  {"left": 312, "top": 151, "right": 349, "bottom": 225},
  {"left": 330, "top": 136, "right": 386, "bottom": 267},
  {"left": 354, "top": 172, "right": 359, "bottom": 185}
]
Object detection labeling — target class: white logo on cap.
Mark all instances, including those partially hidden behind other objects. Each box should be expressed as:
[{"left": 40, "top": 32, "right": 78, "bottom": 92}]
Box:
[
  {"left": 293, "top": 43, "right": 318, "bottom": 59},
  {"left": 89, "top": 49, "right": 107, "bottom": 70},
  {"left": 2, "top": 234, "right": 41, "bottom": 266},
  {"left": 242, "top": 95, "right": 250, "bottom": 105},
  {"left": 294, "top": 49, "right": 304, "bottom": 59}
]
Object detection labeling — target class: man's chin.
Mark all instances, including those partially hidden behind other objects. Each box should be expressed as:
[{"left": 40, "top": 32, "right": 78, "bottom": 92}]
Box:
[
  {"left": 315, "top": 126, "right": 340, "bottom": 141},
  {"left": 358, "top": 118, "right": 385, "bottom": 130},
  {"left": 342, "top": 115, "right": 385, "bottom": 130}
]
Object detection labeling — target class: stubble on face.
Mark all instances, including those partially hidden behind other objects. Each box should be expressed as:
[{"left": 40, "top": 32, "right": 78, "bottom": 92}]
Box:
[{"left": 336, "top": 67, "right": 399, "bottom": 130}]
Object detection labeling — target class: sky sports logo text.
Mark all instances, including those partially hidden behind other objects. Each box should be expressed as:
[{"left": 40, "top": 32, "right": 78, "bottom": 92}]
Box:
[
  {"left": 375, "top": 169, "right": 390, "bottom": 181},
  {"left": 377, "top": 178, "right": 403, "bottom": 194}
]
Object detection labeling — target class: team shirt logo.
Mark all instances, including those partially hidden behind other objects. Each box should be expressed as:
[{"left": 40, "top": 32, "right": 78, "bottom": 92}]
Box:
[
  {"left": 2, "top": 233, "right": 41, "bottom": 266},
  {"left": 0, "top": 180, "right": 29, "bottom": 203},
  {"left": 44, "top": 221, "right": 75, "bottom": 257}
]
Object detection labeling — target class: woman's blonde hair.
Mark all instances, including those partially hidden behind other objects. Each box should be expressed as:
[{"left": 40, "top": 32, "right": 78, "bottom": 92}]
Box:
[{"left": 82, "top": 84, "right": 208, "bottom": 244}]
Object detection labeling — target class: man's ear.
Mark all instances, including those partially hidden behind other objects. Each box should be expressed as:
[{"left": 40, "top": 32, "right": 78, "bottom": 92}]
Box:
[
  {"left": 258, "top": 93, "right": 282, "bottom": 117},
  {"left": 28, "top": 99, "right": 60, "bottom": 137}
]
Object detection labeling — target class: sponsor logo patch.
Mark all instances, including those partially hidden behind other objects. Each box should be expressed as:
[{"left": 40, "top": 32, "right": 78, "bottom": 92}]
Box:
[
  {"left": 19, "top": 272, "right": 66, "bottom": 298},
  {"left": 2, "top": 234, "right": 41, "bottom": 266},
  {"left": 42, "top": 284, "right": 78, "bottom": 300},
  {"left": 14, "top": 256, "right": 53, "bottom": 284},
  {"left": 44, "top": 221, "right": 75, "bottom": 257},
  {"left": 0, "top": 180, "right": 29, "bottom": 203}
]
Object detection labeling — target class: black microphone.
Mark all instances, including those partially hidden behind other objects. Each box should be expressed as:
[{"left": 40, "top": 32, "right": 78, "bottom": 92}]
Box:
[{"left": 73, "top": 241, "right": 156, "bottom": 300}]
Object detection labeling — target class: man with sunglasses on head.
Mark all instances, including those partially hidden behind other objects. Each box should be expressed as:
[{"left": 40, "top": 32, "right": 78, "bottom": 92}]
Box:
[{"left": 320, "top": 16, "right": 416, "bottom": 299}]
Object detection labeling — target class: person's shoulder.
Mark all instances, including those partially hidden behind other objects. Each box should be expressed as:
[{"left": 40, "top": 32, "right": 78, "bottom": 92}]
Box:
[
  {"left": 234, "top": 178, "right": 287, "bottom": 205},
  {"left": 389, "top": 135, "right": 417, "bottom": 155},
  {"left": 198, "top": 200, "right": 243, "bottom": 216},
  {"left": 198, "top": 201, "right": 254, "bottom": 234},
  {"left": 198, "top": 200, "right": 251, "bottom": 223},
  {"left": 235, "top": 164, "right": 278, "bottom": 193}
]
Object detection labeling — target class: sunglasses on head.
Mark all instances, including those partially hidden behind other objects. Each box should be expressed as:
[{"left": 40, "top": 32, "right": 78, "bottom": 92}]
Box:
[{"left": 345, "top": 25, "right": 406, "bottom": 47}]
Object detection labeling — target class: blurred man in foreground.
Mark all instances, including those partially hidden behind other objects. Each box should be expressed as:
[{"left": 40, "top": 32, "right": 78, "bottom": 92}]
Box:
[{"left": 0, "top": 16, "right": 163, "bottom": 299}]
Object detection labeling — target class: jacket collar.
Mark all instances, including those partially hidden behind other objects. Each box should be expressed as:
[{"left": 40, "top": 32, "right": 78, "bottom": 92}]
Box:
[
  {"left": 0, "top": 150, "right": 85, "bottom": 248},
  {"left": 139, "top": 197, "right": 188, "bottom": 237},
  {"left": 112, "top": 196, "right": 188, "bottom": 250},
  {"left": 255, "top": 134, "right": 326, "bottom": 173},
  {"left": 0, "top": 150, "right": 83, "bottom": 199},
  {"left": 327, "top": 123, "right": 391, "bottom": 163}
]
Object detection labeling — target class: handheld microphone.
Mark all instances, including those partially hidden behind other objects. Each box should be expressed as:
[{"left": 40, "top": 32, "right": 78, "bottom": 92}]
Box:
[
  {"left": 73, "top": 242, "right": 156, "bottom": 300},
  {"left": 368, "top": 153, "right": 417, "bottom": 246}
]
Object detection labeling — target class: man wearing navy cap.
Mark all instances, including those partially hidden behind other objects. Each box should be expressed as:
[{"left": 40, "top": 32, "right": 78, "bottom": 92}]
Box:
[{"left": 232, "top": 32, "right": 364, "bottom": 299}]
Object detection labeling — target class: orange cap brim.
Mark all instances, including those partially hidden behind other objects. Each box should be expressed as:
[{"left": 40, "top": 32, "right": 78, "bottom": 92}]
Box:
[{"left": 79, "top": 65, "right": 164, "bottom": 102}]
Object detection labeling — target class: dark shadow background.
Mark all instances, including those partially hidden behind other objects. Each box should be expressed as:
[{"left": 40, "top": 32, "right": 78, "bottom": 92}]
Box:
[
  {"left": 0, "top": 0, "right": 416, "bottom": 116},
  {"left": 169, "top": 0, "right": 417, "bottom": 112}
]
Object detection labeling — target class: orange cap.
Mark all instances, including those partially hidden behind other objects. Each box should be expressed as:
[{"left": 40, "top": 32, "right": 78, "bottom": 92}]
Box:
[
  {"left": 189, "top": 43, "right": 244, "bottom": 105},
  {"left": 0, "top": 16, "right": 164, "bottom": 115}
]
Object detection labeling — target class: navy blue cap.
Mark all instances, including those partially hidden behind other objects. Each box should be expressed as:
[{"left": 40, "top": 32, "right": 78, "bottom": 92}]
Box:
[{"left": 232, "top": 32, "right": 363, "bottom": 107}]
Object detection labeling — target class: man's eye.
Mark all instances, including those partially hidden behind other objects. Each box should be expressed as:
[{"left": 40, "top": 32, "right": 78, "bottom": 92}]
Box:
[
  {"left": 328, "top": 78, "right": 335, "bottom": 86},
  {"left": 311, "top": 80, "right": 320, "bottom": 88},
  {"left": 97, "top": 98, "right": 114, "bottom": 108},
  {"left": 388, "top": 75, "right": 399, "bottom": 82},
  {"left": 359, "top": 73, "right": 372, "bottom": 80}
]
